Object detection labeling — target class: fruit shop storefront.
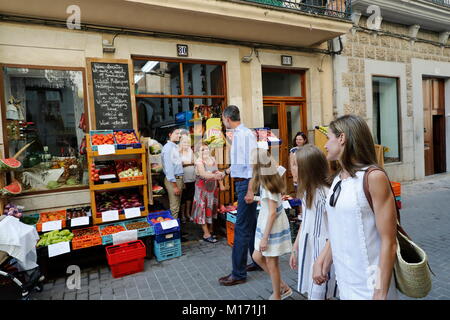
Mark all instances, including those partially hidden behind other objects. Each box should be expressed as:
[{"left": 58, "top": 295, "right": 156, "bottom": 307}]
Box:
[{"left": 0, "top": 4, "right": 349, "bottom": 286}]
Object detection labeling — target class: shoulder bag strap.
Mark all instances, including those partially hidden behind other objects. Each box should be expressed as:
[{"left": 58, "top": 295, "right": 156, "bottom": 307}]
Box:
[{"left": 363, "top": 166, "right": 410, "bottom": 239}]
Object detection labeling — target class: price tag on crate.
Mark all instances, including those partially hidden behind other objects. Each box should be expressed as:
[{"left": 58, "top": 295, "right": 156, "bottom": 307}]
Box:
[
  {"left": 42, "top": 220, "right": 62, "bottom": 232},
  {"left": 48, "top": 241, "right": 71, "bottom": 258},
  {"left": 102, "top": 210, "right": 119, "bottom": 222},
  {"left": 277, "top": 166, "right": 286, "bottom": 177},
  {"left": 112, "top": 230, "right": 137, "bottom": 245},
  {"left": 97, "top": 144, "right": 116, "bottom": 155},
  {"left": 161, "top": 219, "right": 179, "bottom": 230},
  {"left": 124, "top": 207, "right": 141, "bottom": 219},
  {"left": 71, "top": 216, "right": 90, "bottom": 227}
]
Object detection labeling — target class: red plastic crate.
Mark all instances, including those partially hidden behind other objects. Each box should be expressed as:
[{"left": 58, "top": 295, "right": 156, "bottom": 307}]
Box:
[{"left": 105, "top": 240, "right": 146, "bottom": 278}]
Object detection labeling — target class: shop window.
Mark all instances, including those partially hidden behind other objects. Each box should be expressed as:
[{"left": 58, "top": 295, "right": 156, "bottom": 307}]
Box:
[
  {"left": 2, "top": 67, "right": 88, "bottom": 193},
  {"left": 372, "top": 76, "right": 401, "bottom": 163},
  {"left": 262, "top": 71, "right": 303, "bottom": 97},
  {"left": 133, "top": 58, "right": 226, "bottom": 142}
]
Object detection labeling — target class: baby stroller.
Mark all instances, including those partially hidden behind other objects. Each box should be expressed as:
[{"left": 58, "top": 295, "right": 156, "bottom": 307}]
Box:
[
  {"left": 0, "top": 215, "right": 45, "bottom": 300},
  {"left": 0, "top": 250, "right": 44, "bottom": 300}
]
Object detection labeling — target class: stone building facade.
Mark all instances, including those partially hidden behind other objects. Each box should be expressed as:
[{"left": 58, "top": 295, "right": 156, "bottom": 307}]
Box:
[{"left": 333, "top": 12, "right": 450, "bottom": 182}]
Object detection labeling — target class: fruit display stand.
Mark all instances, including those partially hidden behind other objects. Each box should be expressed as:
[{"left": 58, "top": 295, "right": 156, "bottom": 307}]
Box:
[{"left": 86, "top": 133, "right": 149, "bottom": 225}]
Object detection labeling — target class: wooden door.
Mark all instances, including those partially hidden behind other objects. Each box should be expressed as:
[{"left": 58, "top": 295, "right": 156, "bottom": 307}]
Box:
[
  {"left": 423, "top": 78, "right": 446, "bottom": 176},
  {"left": 423, "top": 79, "right": 434, "bottom": 176}
]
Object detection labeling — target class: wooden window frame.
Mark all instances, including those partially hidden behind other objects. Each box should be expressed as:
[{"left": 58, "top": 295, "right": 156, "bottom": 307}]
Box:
[{"left": 0, "top": 63, "right": 90, "bottom": 195}]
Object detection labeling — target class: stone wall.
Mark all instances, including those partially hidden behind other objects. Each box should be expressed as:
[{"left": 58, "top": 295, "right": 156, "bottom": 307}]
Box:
[
  {"left": 339, "top": 17, "right": 450, "bottom": 118},
  {"left": 335, "top": 17, "right": 450, "bottom": 181}
]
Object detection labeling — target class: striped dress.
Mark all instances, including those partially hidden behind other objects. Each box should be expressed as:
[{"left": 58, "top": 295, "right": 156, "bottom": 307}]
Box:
[
  {"left": 254, "top": 186, "right": 292, "bottom": 257},
  {"left": 297, "top": 187, "right": 338, "bottom": 300}
]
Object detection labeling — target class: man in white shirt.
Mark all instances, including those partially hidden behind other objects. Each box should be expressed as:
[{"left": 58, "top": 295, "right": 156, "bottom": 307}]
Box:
[{"left": 219, "top": 105, "right": 261, "bottom": 286}]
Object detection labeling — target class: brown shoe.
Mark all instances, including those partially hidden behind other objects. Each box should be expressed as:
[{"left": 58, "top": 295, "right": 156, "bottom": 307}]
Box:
[
  {"left": 219, "top": 275, "right": 246, "bottom": 286},
  {"left": 218, "top": 274, "right": 231, "bottom": 282},
  {"left": 246, "top": 264, "right": 262, "bottom": 272}
]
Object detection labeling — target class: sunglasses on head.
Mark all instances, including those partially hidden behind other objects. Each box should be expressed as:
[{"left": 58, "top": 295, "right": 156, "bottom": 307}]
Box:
[{"left": 329, "top": 180, "right": 342, "bottom": 207}]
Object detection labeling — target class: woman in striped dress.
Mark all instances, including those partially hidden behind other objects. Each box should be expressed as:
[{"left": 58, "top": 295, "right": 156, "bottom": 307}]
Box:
[{"left": 289, "top": 145, "right": 338, "bottom": 300}]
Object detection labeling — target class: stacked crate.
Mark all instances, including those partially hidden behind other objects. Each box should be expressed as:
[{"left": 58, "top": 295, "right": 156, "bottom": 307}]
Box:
[{"left": 147, "top": 210, "right": 182, "bottom": 261}]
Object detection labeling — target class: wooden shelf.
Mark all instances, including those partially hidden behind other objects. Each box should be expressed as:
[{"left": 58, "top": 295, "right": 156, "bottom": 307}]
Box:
[
  {"left": 88, "top": 148, "right": 145, "bottom": 156},
  {"left": 90, "top": 180, "right": 147, "bottom": 191}
]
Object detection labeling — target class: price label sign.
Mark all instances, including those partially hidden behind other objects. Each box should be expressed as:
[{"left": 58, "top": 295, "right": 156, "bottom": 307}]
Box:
[
  {"left": 257, "top": 141, "right": 269, "bottom": 150},
  {"left": 112, "top": 230, "right": 137, "bottom": 245},
  {"left": 42, "top": 220, "right": 62, "bottom": 232},
  {"left": 97, "top": 144, "right": 116, "bottom": 155},
  {"left": 71, "top": 216, "right": 90, "bottom": 227},
  {"left": 161, "top": 219, "right": 179, "bottom": 230},
  {"left": 48, "top": 241, "right": 71, "bottom": 258},
  {"left": 102, "top": 210, "right": 119, "bottom": 222},
  {"left": 277, "top": 166, "right": 287, "bottom": 177},
  {"left": 124, "top": 207, "right": 141, "bottom": 219}
]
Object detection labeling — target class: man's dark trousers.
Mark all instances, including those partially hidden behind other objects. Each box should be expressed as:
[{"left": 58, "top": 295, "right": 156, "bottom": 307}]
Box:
[{"left": 231, "top": 179, "right": 258, "bottom": 280}]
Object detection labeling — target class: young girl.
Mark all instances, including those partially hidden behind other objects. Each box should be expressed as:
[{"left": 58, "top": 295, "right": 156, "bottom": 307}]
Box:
[
  {"left": 191, "top": 144, "right": 226, "bottom": 243},
  {"left": 289, "top": 145, "right": 338, "bottom": 300},
  {"left": 251, "top": 148, "right": 293, "bottom": 300},
  {"left": 315, "top": 114, "right": 398, "bottom": 300}
]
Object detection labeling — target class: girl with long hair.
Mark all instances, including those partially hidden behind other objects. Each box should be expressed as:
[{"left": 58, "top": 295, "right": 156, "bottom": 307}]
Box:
[
  {"left": 251, "top": 148, "right": 293, "bottom": 300},
  {"left": 289, "top": 145, "right": 338, "bottom": 300}
]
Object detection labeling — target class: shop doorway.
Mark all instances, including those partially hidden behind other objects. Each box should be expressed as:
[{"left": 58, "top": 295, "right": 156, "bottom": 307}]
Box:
[
  {"left": 262, "top": 68, "right": 306, "bottom": 192},
  {"left": 422, "top": 78, "right": 446, "bottom": 176}
]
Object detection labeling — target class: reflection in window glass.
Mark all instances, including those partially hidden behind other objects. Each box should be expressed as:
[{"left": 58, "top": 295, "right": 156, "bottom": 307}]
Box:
[
  {"left": 183, "top": 63, "right": 223, "bottom": 96},
  {"left": 3, "top": 67, "right": 87, "bottom": 192},
  {"left": 137, "top": 97, "right": 224, "bottom": 143},
  {"left": 133, "top": 60, "right": 181, "bottom": 95},
  {"left": 262, "top": 71, "right": 302, "bottom": 97},
  {"left": 372, "top": 76, "right": 401, "bottom": 163}
]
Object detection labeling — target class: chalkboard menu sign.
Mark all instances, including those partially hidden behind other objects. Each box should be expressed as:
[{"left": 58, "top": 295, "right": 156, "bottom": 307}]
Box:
[{"left": 88, "top": 60, "right": 134, "bottom": 130}]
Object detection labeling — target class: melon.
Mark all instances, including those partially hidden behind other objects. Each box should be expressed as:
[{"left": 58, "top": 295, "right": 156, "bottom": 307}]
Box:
[
  {"left": 152, "top": 185, "right": 165, "bottom": 195},
  {"left": 1, "top": 180, "right": 22, "bottom": 195},
  {"left": 0, "top": 158, "right": 21, "bottom": 171}
]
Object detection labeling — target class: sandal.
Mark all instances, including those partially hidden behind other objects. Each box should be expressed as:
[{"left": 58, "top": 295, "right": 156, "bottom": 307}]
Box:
[
  {"left": 268, "top": 286, "right": 293, "bottom": 300},
  {"left": 203, "top": 236, "right": 218, "bottom": 243}
]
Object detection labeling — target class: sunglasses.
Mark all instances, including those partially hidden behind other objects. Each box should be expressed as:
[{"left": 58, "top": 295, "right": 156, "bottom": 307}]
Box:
[{"left": 329, "top": 180, "right": 342, "bottom": 207}]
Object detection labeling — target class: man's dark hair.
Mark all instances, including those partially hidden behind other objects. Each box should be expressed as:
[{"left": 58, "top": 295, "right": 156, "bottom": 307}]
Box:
[
  {"left": 167, "top": 126, "right": 180, "bottom": 136},
  {"left": 223, "top": 105, "right": 240, "bottom": 122}
]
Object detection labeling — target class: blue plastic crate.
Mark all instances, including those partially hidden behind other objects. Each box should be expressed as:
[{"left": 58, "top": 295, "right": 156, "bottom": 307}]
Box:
[
  {"left": 155, "top": 231, "right": 180, "bottom": 243},
  {"left": 395, "top": 196, "right": 401, "bottom": 201},
  {"left": 89, "top": 130, "right": 115, "bottom": 151},
  {"left": 147, "top": 210, "right": 180, "bottom": 235},
  {"left": 99, "top": 222, "right": 127, "bottom": 245},
  {"left": 124, "top": 217, "right": 154, "bottom": 238},
  {"left": 226, "top": 212, "right": 236, "bottom": 224},
  {"left": 154, "top": 238, "right": 182, "bottom": 262},
  {"left": 114, "top": 129, "right": 142, "bottom": 149}
]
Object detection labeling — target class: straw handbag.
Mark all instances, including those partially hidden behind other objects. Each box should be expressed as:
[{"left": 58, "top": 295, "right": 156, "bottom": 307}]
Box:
[{"left": 363, "top": 166, "right": 433, "bottom": 298}]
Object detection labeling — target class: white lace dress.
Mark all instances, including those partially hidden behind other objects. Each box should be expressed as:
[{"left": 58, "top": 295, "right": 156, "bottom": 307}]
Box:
[{"left": 325, "top": 169, "right": 398, "bottom": 300}]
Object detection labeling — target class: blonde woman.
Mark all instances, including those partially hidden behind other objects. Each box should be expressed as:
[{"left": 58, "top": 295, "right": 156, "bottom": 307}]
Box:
[
  {"left": 251, "top": 148, "right": 293, "bottom": 300},
  {"left": 289, "top": 145, "right": 338, "bottom": 300},
  {"left": 314, "top": 114, "right": 398, "bottom": 300},
  {"left": 191, "top": 144, "right": 226, "bottom": 243},
  {"left": 179, "top": 133, "right": 195, "bottom": 224}
]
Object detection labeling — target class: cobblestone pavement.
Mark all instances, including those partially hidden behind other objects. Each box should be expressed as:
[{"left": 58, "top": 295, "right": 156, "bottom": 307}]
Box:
[{"left": 30, "top": 173, "right": 450, "bottom": 300}]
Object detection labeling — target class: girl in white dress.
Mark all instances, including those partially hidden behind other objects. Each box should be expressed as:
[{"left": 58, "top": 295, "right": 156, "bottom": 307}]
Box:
[
  {"left": 290, "top": 145, "right": 338, "bottom": 300},
  {"left": 251, "top": 149, "right": 293, "bottom": 300},
  {"left": 314, "top": 115, "right": 399, "bottom": 300}
]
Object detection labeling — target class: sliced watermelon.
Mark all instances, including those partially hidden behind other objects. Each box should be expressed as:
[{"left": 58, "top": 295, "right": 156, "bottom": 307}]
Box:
[
  {"left": 1, "top": 180, "right": 22, "bottom": 195},
  {"left": 152, "top": 185, "right": 165, "bottom": 195},
  {"left": 0, "top": 158, "right": 21, "bottom": 171}
]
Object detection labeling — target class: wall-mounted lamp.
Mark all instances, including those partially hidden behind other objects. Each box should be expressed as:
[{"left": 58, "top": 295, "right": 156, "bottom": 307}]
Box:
[{"left": 102, "top": 39, "right": 116, "bottom": 53}]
